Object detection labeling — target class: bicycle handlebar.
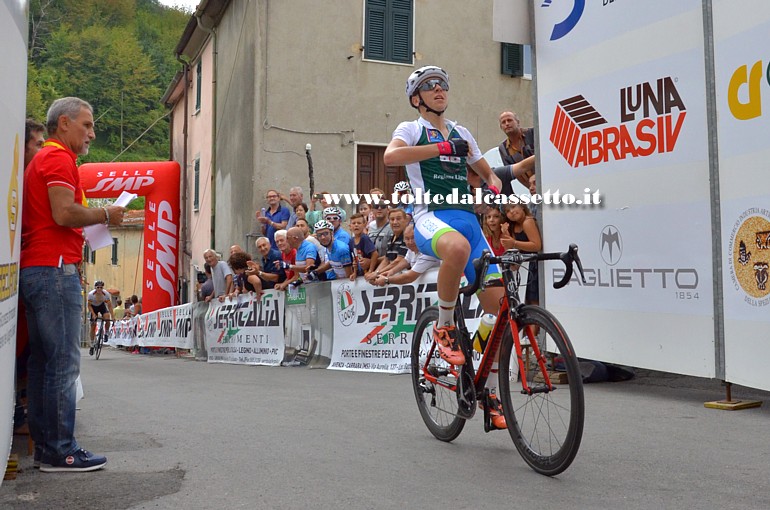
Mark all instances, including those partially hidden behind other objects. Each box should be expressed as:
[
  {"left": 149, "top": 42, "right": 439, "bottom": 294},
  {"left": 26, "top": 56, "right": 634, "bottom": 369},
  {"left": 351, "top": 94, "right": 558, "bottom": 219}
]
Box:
[{"left": 459, "top": 244, "right": 586, "bottom": 296}]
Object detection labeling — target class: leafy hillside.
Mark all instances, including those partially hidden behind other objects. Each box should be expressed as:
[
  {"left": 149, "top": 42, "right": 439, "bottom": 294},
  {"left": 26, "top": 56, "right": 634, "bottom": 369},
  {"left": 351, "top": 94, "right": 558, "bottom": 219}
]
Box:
[{"left": 26, "top": 0, "right": 189, "bottom": 163}]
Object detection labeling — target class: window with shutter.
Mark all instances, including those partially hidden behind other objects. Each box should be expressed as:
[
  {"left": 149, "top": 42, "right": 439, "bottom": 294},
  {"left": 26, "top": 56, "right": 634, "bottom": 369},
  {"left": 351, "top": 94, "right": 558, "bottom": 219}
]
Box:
[
  {"left": 193, "top": 159, "right": 200, "bottom": 212},
  {"left": 111, "top": 238, "right": 119, "bottom": 265},
  {"left": 501, "top": 43, "right": 524, "bottom": 77},
  {"left": 195, "top": 61, "right": 202, "bottom": 111},
  {"left": 364, "top": 0, "right": 413, "bottom": 64}
]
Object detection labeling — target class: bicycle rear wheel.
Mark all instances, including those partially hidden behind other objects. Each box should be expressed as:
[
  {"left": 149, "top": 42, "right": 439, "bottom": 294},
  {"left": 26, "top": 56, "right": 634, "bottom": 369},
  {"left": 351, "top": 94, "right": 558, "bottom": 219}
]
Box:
[
  {"left": 498, "top": 305, "right": 584, "bottom": 476},
  {"left": 411, "top": 306, "right": 465, "bottom": 442},
  {"left": 95, "top": 324, "right": 104, "bottom": 360}
]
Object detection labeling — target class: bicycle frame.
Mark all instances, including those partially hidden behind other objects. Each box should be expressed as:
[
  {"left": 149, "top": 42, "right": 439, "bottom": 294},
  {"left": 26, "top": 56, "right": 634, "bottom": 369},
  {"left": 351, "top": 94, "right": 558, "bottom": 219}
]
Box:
[{"left": 419, "top": 266, "right": 555, "bottom": 408}]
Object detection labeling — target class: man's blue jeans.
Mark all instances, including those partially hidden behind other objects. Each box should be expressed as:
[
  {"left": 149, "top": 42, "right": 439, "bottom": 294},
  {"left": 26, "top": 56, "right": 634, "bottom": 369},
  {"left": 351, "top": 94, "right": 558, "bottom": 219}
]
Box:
[{"left": 20, "top": 264, "right": 83, "bottom": 461}]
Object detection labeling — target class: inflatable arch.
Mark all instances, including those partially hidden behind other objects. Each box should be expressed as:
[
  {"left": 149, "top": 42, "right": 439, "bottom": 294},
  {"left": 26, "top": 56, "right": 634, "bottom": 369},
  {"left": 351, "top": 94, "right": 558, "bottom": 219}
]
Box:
[{"left": 80, "top": 162, "right": 181, "bottom": 313}]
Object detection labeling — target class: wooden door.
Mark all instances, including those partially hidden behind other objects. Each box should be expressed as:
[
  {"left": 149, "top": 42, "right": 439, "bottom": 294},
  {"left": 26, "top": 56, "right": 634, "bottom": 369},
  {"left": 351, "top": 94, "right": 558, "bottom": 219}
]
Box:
[{"left": 356, "top": 145, "right": 405, "bottom": 196}]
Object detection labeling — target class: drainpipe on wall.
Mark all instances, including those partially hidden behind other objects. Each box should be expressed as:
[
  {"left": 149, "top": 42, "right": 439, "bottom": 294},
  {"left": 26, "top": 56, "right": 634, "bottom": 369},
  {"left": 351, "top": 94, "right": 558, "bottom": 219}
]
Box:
[
  {"left": 195, "top": 13, "right": 217, "bottom": 251},
  {"left": 176, "top": 53, "right": 192, "bottom": 302}
]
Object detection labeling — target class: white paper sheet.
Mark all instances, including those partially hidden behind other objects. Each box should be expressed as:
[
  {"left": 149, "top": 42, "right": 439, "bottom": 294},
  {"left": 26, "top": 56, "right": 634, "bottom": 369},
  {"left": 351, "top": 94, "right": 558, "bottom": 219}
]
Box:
[{"left": 84, "top": 191, "right": 139, "bottom": 250}]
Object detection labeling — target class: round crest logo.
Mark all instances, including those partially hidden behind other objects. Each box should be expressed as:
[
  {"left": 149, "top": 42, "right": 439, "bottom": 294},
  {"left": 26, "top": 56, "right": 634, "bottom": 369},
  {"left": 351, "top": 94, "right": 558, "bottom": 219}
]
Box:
[
  {"left": 335, "top": 283, "right": 357, "bottom": 326},
  {"left": 599, "top": 225, "right": 622, "bottom": 266},
  {"left": 727, "top": 208, "right": 770, "bottom": 307}
]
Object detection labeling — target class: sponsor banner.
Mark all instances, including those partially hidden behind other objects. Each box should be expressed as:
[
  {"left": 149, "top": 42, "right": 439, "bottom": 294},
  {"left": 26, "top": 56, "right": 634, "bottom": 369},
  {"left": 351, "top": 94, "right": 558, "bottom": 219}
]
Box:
[
  {"left": 285, "top": 286, "right": 307, "bottom": 305},
  {"left": 535, "top": 0, "right": 715, "bottom": 376},
  {"left": 107, "top": 317, "right": 139, "bottom": 346},
  {"left": 328, "top": 270, "right": 484, "bottom": 374},
  {"left": 204, "top": 290, "right": 285, "bottom": 365},
  {"left": 1, "top": 0, "right": 28, "bottom": 481},
  {"left": 80, "top": 162, "right": 181, "bottom": 313},
  {"left": 547, "top": 208, "right": 712, "bottom": 316},
  {"left": 133, "top": 303, "right": 194, "bottom": 349},
  {"left": 713, "top": 1, "right": 770, "bottom": 390}
]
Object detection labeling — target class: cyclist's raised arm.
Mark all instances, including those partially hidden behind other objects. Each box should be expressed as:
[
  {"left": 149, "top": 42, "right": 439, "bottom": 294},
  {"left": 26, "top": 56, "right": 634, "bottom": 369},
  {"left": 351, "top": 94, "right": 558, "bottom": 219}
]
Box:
[{"left": 384, "top": 138, "right": 442, "bottom": 166}]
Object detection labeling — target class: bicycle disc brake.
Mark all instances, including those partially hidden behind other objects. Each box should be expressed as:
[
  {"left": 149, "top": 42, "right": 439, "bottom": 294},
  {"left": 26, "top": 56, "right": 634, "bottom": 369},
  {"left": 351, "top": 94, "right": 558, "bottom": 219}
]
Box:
[{"left": 456, "top": 365, "right": 476, "bottom": 419}]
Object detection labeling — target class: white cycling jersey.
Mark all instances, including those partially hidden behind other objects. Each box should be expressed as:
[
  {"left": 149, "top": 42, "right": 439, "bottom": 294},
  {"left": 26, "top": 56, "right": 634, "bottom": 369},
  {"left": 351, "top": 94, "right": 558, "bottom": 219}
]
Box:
[{"left": 87, "top": 289, "right": 112, "bottom": 307}]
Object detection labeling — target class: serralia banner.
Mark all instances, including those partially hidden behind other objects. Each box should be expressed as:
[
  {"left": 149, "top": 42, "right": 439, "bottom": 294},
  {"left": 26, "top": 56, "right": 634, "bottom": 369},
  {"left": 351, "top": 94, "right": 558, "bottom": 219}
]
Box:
[
  {"left": 327, "top": 270, "right": 484, "bottom": 374},
  {"left": 204, "top": 290, "right": 285, "bottom": 365}
]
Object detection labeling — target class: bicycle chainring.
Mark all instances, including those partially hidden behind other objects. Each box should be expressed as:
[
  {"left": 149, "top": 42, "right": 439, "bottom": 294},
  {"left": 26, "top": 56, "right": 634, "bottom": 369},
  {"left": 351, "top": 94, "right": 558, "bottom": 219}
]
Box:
[{"left": 455, "top": 366, "right": 476, "bottom": 419}]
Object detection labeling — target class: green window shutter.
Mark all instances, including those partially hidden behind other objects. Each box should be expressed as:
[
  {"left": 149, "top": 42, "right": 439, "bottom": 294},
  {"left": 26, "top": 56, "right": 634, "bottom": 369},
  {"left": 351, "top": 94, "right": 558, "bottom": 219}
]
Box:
[
  {"left": 501, "top": 43, "right": 524, "bottom": 77},
  {"left": 390, "top": 0, "right": 412, "bottom": 63},
  {"left": 365, "top": 0, "right": 387, "bottom": 61},
  {"left": 365, "top": 0, "right": 412, "bottom": 64},
  {"left": 111, "top": 238, "right": 119, "bottom": 265},
  {"left": 195, "top": 61, "right": 202, "bottom": 110},
  {"left": 193, "top": 159, "right": 200, "bottom": 211}
]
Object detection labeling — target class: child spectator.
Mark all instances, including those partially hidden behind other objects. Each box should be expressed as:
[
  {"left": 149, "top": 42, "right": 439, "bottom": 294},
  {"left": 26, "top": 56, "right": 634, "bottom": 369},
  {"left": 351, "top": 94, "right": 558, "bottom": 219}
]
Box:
[
  {"left": 358, "top": 202, "right": 373, "bottom": 228},
  {"left": 482, "top": 207, "right": 506, "bottom": 256},
  {"left": 502, "top": 203, "right": 542, "bottom": 305},
  {"left": 348, "top": 213, "right": 378, "bottom": 280},
  {"left": 227, "top": 251, "right": 255, "bottom": 296},
  {"left": 367, "top": 208, "right": 409, "bottom": 281},
  {"left": 370, "top": 224, "right": 440, "bottom": 286}
]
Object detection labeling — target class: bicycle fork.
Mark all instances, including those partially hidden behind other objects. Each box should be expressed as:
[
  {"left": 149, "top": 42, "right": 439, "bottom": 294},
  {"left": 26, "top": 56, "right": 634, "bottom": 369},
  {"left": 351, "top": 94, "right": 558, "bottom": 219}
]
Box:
[{"left": 513, "top": 319, "right": 555, "bottom": 394}]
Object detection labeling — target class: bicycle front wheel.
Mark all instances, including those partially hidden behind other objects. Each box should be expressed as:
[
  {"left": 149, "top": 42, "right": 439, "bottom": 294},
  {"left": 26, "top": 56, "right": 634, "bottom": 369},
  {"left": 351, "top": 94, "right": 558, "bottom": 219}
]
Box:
[
  {"left": 411, "top": 306, "right": 465, "bottom": 442},
  {"left": 95, "top": 326, "right": 104, "bottom": 360},
  {"left": 498, "top": 305, "right": 584, "bottom": 476}
]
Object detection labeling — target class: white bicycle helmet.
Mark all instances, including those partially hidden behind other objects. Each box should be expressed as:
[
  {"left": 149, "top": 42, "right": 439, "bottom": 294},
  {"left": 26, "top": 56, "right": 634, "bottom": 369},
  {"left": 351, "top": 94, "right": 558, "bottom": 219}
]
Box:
[
  {"left": 314, "top": 219, "right": 334, "bottom": 232},
  {"left": 393, "top": 181, "right": 411, "bottom": 193},
  {"left": 405, "top": 66, "right": 449, "bottom": 100},
  {"left": 322, "top": 206, "right": 342, "bottom": 218}
]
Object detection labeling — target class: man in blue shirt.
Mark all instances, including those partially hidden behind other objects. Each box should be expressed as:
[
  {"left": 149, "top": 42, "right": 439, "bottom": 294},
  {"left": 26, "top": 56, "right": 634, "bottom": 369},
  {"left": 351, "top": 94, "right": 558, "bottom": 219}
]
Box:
[
  {"left": 311, "top": 220, "right": 353, "bottom": 281},
  {"left": 283, "top": 226, "right": 320, "bottom": 286},
  {"left": 250, "top": 236, "right": 286, "bottom": 290},
  {"left": 257, "top": 189, "right": 290, "bottom": 250}
]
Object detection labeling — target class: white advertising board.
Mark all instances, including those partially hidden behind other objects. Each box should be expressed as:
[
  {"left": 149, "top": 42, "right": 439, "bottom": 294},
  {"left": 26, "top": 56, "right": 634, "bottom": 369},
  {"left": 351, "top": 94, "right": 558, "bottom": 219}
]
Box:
[
  {"left": 204, "top": 290, "right": 285, "bottom": 366},
  {"left": 535, "top": 0, "right": 715, "bottom": 376},
  {"left": 0, "top": 0, "right": 28, "bottom": 483},
  {"left": 328, "top": 270, "right": 484, "bottom": 374},
  {"left": 712, "top": 0, "right": 770, "bottom": 391},
  {"left": 130, "top": 303, "right": 194, "bottom": 349}
]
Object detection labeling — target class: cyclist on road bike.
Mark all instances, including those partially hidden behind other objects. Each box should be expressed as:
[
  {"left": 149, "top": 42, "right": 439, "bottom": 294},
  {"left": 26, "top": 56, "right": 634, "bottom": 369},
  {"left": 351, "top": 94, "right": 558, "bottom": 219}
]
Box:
[
  {"left": 87, "top": 280, "right": 113, "bottom": 356},
  {"left": 384, "top": 66, "right": 507, "bottom": 428}
]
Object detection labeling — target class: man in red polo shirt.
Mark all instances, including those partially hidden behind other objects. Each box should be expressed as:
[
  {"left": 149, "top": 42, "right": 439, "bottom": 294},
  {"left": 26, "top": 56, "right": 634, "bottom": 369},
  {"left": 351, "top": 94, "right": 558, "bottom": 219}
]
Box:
[{"left": 20, "top": 97, "right": 125, "bottom": 473}]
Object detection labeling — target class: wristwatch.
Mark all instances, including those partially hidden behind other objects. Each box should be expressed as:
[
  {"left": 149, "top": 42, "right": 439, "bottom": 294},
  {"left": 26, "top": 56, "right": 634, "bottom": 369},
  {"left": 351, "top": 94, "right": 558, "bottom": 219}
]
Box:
[{"left": 385, "top": 276, "right": 390, "bottom": 285}]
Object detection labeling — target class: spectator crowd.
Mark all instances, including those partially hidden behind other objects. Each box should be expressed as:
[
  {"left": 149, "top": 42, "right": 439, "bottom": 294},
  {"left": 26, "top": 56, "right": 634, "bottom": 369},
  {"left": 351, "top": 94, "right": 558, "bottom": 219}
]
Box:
[{"left": 195, "top": 109, "right": 542, "bottom": 305}]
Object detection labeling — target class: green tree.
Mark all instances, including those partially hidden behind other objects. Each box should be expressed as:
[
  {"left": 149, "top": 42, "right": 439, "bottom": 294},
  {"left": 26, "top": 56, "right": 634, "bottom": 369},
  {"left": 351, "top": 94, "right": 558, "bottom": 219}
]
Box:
[{"left": 27, "top": 0, "right": 188, "bottom": 162}]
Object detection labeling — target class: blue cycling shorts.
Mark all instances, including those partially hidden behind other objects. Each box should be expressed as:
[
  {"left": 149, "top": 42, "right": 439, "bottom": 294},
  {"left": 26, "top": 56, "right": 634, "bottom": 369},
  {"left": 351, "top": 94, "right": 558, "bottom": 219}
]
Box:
[{"left": 413, "top": 209, "right": 500, "bottom": 285}]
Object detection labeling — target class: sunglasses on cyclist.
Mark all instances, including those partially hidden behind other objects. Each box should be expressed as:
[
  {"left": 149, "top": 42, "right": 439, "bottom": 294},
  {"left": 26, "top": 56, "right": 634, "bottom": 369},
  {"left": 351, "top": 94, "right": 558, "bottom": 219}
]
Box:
[
  {"left": 418, "top": 79, "right": 449, "bottom": 92},
  {"left": 373, "top": 204, "right": 389, "bottom": 209},
  {"left": 325, "top": 216, "right": 341, "bottom": 221}
]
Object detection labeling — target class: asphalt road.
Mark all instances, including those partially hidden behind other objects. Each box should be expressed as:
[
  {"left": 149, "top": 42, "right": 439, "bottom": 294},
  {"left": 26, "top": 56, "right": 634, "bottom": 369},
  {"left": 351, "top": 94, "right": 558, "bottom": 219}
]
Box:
[{"left": 2, "top": 348, "right": 769, "bottom": 510}]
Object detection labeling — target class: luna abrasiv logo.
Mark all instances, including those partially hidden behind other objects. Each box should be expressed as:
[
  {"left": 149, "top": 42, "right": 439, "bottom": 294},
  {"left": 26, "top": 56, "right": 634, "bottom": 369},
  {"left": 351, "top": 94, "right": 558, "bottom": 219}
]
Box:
[
  {"left": 550, "top": 76, "right": 686, "bottom": 168},
  {"left": 728, "top": 208, "right": 770, "bottom": 307}
]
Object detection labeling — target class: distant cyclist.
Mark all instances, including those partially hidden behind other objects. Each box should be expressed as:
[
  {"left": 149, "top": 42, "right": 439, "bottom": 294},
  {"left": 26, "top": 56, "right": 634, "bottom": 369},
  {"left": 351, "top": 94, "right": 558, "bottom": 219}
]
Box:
[
  {"left": 87, "top": 280, "right": 113, "bottom": 356},
  {"left": 384, "top": 66, "right": 507, "bottom": 428}
]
